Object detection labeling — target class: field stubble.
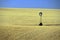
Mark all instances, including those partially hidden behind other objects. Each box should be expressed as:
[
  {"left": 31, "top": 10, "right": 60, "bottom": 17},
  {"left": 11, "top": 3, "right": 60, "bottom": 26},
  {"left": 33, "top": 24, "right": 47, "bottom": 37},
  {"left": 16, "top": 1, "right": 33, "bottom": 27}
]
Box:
[{"left": 0, "top": 8, "right": 60, "bottom": 40}]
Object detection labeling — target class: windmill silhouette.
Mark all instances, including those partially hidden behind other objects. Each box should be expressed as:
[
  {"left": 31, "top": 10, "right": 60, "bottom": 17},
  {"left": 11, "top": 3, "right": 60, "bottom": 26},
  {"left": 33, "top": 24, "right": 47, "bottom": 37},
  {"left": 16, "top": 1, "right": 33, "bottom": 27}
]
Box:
[{"left": 39, "top": 12, "right": 43, "bottom": 26}]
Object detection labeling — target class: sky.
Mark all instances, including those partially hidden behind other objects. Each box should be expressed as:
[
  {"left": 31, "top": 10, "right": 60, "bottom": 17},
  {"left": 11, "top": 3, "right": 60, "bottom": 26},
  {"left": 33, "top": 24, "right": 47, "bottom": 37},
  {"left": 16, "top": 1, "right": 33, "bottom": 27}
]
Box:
[{"left": 0, "top": 0, "right": 60, "bottom": 9}]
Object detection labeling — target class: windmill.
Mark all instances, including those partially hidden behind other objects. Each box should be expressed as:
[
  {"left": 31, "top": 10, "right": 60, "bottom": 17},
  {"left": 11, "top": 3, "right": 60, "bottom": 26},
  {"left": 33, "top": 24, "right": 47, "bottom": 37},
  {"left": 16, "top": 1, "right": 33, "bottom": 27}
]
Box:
[{"left": 39, "top": 12, "right": 43, "bottom": 26}]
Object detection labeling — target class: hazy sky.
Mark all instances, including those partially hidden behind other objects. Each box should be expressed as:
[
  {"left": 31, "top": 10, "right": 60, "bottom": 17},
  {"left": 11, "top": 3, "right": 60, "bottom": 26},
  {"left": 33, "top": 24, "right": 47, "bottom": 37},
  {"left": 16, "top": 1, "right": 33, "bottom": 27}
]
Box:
[{"left": 0, "top": 0, "right": 60, "bottom": 9}]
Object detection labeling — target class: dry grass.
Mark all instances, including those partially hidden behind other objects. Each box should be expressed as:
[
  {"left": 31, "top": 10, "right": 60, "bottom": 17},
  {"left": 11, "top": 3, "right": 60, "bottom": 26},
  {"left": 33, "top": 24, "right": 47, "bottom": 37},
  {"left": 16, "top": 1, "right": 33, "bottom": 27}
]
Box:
[{"left": 0, "top": 8, "right": 60, "bottom": 40}]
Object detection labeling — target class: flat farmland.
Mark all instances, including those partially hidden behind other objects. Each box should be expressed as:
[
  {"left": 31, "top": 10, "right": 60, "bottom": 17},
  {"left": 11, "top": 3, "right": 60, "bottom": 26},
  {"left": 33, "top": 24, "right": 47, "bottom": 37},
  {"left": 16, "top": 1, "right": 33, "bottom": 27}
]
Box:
[{"left": 0, "top": 8, "right": 60, "bottom": 40}]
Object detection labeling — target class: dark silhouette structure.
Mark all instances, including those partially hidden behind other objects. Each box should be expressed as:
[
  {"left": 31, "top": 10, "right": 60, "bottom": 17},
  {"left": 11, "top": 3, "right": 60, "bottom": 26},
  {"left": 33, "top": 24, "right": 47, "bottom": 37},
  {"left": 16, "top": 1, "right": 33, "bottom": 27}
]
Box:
[{"left": 39, "top": 12, "right": 43, "bottom": 26}]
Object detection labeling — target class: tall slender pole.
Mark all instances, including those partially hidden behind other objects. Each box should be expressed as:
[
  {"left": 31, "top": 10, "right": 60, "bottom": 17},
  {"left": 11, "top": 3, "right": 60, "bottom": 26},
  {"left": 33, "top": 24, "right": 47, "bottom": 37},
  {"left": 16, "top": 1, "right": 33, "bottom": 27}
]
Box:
[{"left": 39, "top": 12, "right": 43, "bottom": 26}]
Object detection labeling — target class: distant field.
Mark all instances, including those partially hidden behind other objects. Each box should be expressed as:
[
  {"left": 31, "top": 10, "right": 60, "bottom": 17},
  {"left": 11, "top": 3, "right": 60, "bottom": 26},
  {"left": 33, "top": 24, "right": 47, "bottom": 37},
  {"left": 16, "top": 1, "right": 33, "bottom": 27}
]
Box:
[
  {"left": 0, "top": 8, "right": 60, "bottom": 26},
  {"left": 0, "top": 8, "right": 60, "bottom": 40}
]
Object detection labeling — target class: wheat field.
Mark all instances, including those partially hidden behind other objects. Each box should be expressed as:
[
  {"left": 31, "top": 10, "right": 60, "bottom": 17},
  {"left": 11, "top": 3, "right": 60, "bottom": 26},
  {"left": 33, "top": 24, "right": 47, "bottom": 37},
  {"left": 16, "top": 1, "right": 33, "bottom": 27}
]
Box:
[{"left": 0, "top": 8, "right": 60, "bottom": 40}]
